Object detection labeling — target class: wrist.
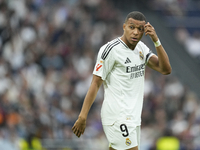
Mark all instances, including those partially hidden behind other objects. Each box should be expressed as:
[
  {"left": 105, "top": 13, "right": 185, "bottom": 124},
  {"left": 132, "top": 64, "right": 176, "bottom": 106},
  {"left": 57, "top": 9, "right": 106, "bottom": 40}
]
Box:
[
  {"left": 78, "top": 115, "right": 87, "bottom": 121},
  {"left": 154, "top": 39, "right": 161, "bottom": 47}
]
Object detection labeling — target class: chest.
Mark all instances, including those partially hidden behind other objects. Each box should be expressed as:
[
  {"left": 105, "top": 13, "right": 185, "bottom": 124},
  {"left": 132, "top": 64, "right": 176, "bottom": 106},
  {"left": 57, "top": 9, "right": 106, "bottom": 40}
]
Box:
[
  {"left": 115, "top": 48, "right": 146, "bottom": 68},
  {"left": 111, "top": 48, "right": 146, "bottom": 80}
]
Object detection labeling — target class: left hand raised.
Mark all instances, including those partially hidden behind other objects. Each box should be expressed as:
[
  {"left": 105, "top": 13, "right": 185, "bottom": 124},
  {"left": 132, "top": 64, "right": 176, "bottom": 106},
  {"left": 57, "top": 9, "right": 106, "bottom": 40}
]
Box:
[{"left": 144, "top": 22, "right": 158, "bottom": 42}]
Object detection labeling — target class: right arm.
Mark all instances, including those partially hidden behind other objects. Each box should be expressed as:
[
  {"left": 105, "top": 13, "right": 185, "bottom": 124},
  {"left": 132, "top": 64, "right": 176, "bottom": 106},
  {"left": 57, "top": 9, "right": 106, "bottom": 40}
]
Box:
[{"left": 72, "top": 75, "right": 103, "bottom": 137}]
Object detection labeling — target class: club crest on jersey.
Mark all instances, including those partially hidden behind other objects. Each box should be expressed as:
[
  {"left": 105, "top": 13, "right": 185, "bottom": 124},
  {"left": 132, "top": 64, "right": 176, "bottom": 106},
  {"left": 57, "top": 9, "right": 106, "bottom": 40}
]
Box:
[
  {"left": 139, "top": 51, "right": 144, "bottom": 60},
  {"left": 125, "top": 138, "right": 131, "bottom": 146}
]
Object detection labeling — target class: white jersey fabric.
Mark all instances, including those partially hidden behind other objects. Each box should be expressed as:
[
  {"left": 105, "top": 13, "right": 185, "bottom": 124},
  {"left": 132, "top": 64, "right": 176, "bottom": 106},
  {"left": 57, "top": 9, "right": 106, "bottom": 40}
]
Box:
[{"left": 93, "top": 37, "right": 155, "bottom": 127}]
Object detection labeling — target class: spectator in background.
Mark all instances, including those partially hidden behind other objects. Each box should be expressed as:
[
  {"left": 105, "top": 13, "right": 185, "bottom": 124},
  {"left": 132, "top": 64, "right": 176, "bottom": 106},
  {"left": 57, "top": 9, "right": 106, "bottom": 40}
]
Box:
[
  {"left": 175, "top": 27, "right": 200, "bottom": 61},
  {"left": 0, "top": 0, "right": 198, "bottom": 150},
  {"left": 185, "top": 31, "right": 200, "bottom": 61}
]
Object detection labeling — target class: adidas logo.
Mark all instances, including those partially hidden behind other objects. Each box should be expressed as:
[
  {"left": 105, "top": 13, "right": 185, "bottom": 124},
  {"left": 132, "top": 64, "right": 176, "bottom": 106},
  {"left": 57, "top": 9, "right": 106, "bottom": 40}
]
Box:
[{"left": 125, "top": 57, "right": 131, "bottom": 64}]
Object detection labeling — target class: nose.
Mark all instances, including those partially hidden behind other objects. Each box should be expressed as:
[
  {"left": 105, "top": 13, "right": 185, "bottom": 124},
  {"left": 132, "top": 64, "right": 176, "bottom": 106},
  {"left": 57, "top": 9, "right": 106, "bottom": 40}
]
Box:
[{"left": 133, "top": 28, "right": 139, "bottom": 35}]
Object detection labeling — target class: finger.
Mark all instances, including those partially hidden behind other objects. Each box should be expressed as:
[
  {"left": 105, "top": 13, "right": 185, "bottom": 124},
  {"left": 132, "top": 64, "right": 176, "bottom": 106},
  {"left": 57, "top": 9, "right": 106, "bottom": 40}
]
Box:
[
  {"left": 145, "top": 25, "right": 154, "bottom": 30},
  {"left": 82, "top": 128, "right": 85, "bottom": 134},
  {"left": 144, "top": 22, "right": 151, "bottom": 28},
  {"left": 144, "top": 27, "right": 152, "bottom": 33},
  {"left": 147, "top": 22, "right": 151, "bottom": 26},
  {"left": 72, "top": 124, "right": 77, "bottom": 132},
  {"left": 74, "top": 127, "right": 79, "bottom": 134},
  {"left": 73, "top": 127, "right": 77, "bottom": 135},
  {"left": 72, "top": 125, "right": 75, "bottom": 131},
  {"left": 145, "top": 25, "right": 151, "bottom": 28},
  {"left": 73, "top": 126, "right": 80, "bottom": 136},
  {"left": 145, "top": 31, "right": 154, "bottom": 36},
  {"left": 77, "top": 131, "right": 82, "bottom": 137},
  {"left": 77, "top": 127, "right": 85, "bottom": 137},
  {"left": 145, "top": 25, "right": 154, "bottom": 32},
  {"left": 145, "top": 26, "right": 155, "bottom": 32},
  {"left": 76, "top": 129, "right": 82, "bottom": 137},
  {"left": 145, "top": 32, "right": 150, "bottom": 36},
  {"left": 146, "top": 31, "right": 154, "bottom": 36},
  {"left": 144, "top": 28, "right": 150, "bottom": 34},
  {"left": 72, "top": 120, "right": 79, "bottom": 131},
  {"left": 79, "top": 128, "right": 84, "bottom": 135}
]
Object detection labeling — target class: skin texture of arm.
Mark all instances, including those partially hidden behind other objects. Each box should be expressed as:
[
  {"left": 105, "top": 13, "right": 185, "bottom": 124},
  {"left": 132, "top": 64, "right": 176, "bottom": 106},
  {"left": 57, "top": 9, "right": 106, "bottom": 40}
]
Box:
[
  {"left": 147, "top": 45, "right": 171, "bottom": 75},
  {"left": 72, "top": 75, "right": 103, "bottom": 137}
]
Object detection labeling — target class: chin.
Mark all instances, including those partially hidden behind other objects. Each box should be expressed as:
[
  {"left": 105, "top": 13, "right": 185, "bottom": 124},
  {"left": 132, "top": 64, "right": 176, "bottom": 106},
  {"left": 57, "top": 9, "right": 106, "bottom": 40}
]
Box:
[{"left": 130, "top": 40, "right": 138, "bottom": 45}]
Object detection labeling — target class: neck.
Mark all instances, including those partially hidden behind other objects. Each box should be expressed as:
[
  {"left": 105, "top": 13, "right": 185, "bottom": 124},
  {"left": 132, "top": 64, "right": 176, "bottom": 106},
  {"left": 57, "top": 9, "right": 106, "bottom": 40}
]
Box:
[{"left": 120, "top": 36, "right": 136, "bottom": 50}]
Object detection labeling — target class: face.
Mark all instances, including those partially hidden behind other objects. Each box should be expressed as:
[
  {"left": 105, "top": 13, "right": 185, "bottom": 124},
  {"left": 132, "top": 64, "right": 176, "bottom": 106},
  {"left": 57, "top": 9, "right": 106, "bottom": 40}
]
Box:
[{"left": 122, "top": 18, "right": 146, "bottom": 49}]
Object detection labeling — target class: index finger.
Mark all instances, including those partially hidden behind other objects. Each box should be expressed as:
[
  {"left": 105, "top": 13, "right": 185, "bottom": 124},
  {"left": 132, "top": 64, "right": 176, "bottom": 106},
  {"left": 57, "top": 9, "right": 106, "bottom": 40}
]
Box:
[{"left": 144, "top": 22, "right": 151, "bottom": 28}]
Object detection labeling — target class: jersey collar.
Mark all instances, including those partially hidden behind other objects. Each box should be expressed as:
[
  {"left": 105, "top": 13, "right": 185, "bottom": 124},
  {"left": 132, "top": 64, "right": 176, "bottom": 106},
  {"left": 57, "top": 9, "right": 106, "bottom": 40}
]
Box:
[{"left": 118, "top": 37, "right": 129, "bottom": 49}]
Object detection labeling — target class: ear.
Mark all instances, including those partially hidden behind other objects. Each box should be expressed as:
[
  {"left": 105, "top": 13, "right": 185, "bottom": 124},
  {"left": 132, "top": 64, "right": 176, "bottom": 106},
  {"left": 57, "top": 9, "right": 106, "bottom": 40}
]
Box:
[{"left": 123, "top": 23, "right": 126, "bottom": 31}]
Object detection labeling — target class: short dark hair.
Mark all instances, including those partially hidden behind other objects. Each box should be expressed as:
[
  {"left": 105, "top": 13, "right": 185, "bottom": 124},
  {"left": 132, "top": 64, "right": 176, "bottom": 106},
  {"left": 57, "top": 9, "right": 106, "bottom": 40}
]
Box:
[{"left": 125, "top": 11, "right": 146, "bottom": 22}]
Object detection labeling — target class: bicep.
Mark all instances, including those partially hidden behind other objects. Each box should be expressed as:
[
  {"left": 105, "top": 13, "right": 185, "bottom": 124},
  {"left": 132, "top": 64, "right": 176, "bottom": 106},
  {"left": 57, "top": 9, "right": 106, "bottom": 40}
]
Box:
[
  {"left": 91, "top": 75, "right": 103, "bottom": 89},
  {"left": 147, "top": 55, "right": 160, "bottom": 72},
  {"left": 85, "top": 75, "right": 103, "bottom": 100}
]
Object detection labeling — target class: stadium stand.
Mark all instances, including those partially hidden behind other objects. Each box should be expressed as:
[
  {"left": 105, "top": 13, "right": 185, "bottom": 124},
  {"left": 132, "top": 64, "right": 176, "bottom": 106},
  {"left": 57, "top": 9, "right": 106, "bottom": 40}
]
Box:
[{"left": 0, "top": 0, "right": 199, "bottom": 149}]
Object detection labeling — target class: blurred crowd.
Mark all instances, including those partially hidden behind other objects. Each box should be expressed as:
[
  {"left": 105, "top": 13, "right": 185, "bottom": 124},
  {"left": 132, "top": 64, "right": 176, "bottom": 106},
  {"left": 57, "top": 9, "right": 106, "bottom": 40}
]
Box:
[
  {"left": 147, "top": 0, "right": 200, "bottom": 63},
  {"left": 0, "top": 0, "right": 199, "bottom": 150}
]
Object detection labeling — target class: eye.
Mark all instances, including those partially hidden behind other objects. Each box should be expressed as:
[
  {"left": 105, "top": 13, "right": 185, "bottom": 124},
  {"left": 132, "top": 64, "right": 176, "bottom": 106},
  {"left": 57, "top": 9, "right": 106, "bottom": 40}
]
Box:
[
  {"left": 129, "top": 26, "right": 134, "bottom": 29},
  {"left": 138, "top": 27, "right": 144, "bottom": 32}
]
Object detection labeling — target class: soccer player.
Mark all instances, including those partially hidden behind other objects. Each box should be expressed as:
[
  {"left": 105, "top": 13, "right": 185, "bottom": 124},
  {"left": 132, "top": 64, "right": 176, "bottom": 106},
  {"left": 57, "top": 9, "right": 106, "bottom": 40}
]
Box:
[{"left": 72, "top": 11, "right": 171, "bottom": 150}]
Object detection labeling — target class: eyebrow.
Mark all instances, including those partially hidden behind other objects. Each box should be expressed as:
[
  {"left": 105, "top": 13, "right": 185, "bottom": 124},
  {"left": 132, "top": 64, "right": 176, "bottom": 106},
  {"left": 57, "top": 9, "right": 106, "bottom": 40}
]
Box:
[{"left": 129, "top": 23, "right": 144, "bottom": 28}]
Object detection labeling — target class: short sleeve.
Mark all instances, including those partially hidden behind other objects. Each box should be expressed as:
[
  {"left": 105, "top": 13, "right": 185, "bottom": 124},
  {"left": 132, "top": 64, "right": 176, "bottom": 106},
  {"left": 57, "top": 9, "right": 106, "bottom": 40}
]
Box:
[
  {"left": 139, "top": 41, "right": 155, "bottom": 65},
  {"left": 93, "top": 44, "right": 115, "bottom": 80},
  {"left": 145, "top": 49, "right": 155, "bottom": 64}
]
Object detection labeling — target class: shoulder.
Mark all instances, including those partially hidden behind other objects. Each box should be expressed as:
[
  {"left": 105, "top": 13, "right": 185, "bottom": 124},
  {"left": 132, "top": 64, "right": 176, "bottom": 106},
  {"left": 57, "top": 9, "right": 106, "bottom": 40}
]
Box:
[
  {"left": 100, "top": 38, "right": 120, "bottom": 60},
  {"left": 137, "top": 41, "right": 148, "bottom": 49},
  {"left": 137, "top": 41, "right": 152, "bottom": 54}
]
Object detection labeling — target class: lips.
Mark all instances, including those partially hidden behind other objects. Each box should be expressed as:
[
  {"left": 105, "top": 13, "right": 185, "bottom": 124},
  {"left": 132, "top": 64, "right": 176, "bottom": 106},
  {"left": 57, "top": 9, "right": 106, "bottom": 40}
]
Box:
[{"left": 131, "top": 38, "right": 138, "bottom": 41}]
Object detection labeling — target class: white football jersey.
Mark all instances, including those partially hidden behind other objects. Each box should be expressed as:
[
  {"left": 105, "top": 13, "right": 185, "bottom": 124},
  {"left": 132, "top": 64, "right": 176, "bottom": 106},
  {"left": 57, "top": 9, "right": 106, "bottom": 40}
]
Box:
[{"left": 93, "top": 37, "right": 155, "bottom": 127}]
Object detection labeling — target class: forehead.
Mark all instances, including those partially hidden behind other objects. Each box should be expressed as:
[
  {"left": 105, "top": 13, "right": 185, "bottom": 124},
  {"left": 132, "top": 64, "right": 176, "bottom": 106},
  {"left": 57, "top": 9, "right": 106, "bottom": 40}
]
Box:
[{"left": 126, "top": 18, "right": 146, "bottom": 27}]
